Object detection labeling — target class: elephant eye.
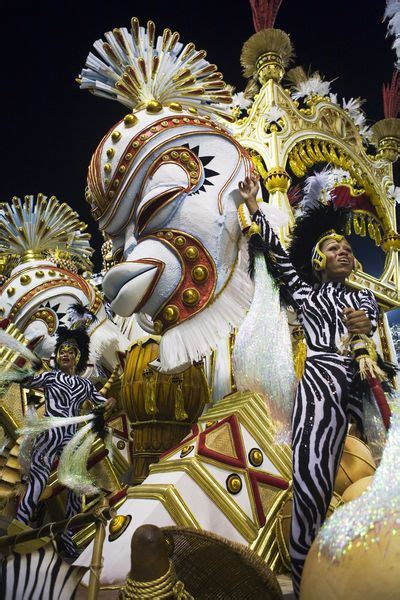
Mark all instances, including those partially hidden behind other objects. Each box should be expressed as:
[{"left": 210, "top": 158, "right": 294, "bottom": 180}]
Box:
[{"left": 137, "top": 188, "right": 184, "bottom": 234}]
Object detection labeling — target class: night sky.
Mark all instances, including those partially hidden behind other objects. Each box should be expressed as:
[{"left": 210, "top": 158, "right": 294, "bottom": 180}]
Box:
[{"left": 1, "top": 1, "right": 396, "bottom": 276}]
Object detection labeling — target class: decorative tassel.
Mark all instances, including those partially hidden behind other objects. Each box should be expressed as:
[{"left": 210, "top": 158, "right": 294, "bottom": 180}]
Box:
[
  {"left": 233, "top": 252, "right": 296, "bottom": 441},
  {"left": 172, "top": 375, "right": 188, "bottom": 421},
  {"left": 340, "top": 333, "right": 392, "bottom": 431},
  {"left": 143, "top": 368, "right": 158, "bottom": 416},
  {"left": 292, "top": 327, "right": 307, "bottom": 380},
  {"left": 0, "top": 365, "right": 35, "bottom": 396},
  {"left": 58, "top": 422, "right": 99, "bottom": 495}
]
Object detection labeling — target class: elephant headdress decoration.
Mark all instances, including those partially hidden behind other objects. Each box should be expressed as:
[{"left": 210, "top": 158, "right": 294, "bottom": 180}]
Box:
[{"left": 81, "top": 18, "right": 254, "bottom": 372}]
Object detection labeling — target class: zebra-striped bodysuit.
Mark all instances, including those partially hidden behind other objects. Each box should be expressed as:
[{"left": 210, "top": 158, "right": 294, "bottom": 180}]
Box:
[
  {"left": 17, "top": 371, "right": 106, "bottom": 554},
  {"left": 253, "top": 211, "right": 379, "bottom": 597}
]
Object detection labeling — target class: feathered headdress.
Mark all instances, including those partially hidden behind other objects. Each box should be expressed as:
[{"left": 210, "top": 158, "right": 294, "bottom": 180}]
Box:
[
  {"left": 79, "top": 17, "right": 233, "bottom": 118},
  {"left": 288, "top": 204, "right": 351, "bottom": 284},
  {"left": 0, "top": 195, "right": 93, "bottom": 269},
  {"left": 55, "top": 326, "right": 90, "bottom": 374},
  {"left": 67, "top": 302, "right": 97, "bottom": 330}
]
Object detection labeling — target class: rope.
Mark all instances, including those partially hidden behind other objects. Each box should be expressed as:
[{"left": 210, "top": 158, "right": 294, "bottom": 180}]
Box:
[{"left": 119, "top": 561, "right": 193, "bottom": 599}]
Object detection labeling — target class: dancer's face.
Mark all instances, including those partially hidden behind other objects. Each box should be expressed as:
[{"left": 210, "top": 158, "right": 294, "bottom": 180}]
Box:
[
  {"left": 57, "top": 345, "right": 77, "bottom": 375},
  {"left": 320, "top": 237, "right": 355, "bottom": 283}
]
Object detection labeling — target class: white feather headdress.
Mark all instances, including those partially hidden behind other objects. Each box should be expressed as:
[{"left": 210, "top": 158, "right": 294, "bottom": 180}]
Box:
[{"left": 79, "top": 17, "right": 233, "bottom": 118}]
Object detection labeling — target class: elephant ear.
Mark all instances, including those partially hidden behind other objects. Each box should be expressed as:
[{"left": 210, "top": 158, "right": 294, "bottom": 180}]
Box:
[{"left": 78, "top": 17, "right": 233, "bottom": 119}]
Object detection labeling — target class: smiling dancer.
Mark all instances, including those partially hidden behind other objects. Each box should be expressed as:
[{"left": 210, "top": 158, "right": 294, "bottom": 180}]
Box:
[
  {"left": 239, "top": 174, "right": 386, "bottom": 597},
  {"left": 16, "top": 326, "right": 115, "bottom": 556}
]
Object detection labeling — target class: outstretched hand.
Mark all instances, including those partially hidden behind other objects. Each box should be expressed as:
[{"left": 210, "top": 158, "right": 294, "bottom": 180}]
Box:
[{"left": 238, "top": 174, "right": 260, "bottom": 215}]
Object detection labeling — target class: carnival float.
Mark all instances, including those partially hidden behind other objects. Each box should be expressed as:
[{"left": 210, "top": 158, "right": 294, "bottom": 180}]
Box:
[{"left": 1, "top": 1, "right": 400, "bottom": 598}]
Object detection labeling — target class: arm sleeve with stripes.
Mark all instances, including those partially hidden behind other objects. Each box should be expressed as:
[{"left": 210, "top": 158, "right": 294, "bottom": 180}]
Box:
[
  {"left": 252, "top": 210, "right": 312, "bottom": 309},
  {"left": 358, "top": 288, "right": 379, "bottom": 336}
]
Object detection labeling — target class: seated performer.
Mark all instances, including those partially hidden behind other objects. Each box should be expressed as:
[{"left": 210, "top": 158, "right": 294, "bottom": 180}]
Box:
[
  {"left": 239, "top": 174, "right": 382, "bottom": 598},
  {"left": 16, "top": 326, "right": 115, "bottom": 556}
]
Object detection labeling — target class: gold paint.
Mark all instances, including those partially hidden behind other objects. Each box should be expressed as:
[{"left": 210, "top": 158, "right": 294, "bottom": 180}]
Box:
[
  {"left": 119, "top": 165, "right": 126, "bottom": 174},
  {"left": 104, "top": 163, "right": 112, "bottom": 174},
  {"left": 264, "top": 167, "right": 291, "bottom": 193},
  {"left": 171, "top": 151, "right": 179, "bottom": 159},
  {"left": 192, "top": 265, "right": 209, "bottom": 283},
  {"left": 20, "top": 274, "right": 32, "bottom": 285},
  {"left": 127, "top": 483, "right": 200, "bottom": 529},
  {"left": 108, "top": 514, "right": 132, "bottom": 542},
  {"left": 182, "top": 288, "right": 200, "bottom": 306},
  {"left": 226, "top": 474, "right": 242, "bottom": 494},
  {"left": 7, "top": 287, "right": 15, "bottom": 297},
  {"left": 172, "top": 118, "right": 180, "bottom": 124},
  {"left": 161, "top": 120, "right": 169, "bottom": 127},
  {"left": 188, "top": 161, "right": 197, "bottom": 170},
  {"left": 132, "top": 141, "right": 139, "bottom": 148},
  {"left": 146, "top": 100, "right": 163, "bottom": 113},
  {"left": 162, "top": 154, "right": 170, "bottom": 161},
  {"left": 169, "top": 102, "right": 183, "bottom": 111},
  {"left": 124, "top": 114, "right": 138, "bottom": 127},
  {"left": 117, "top": 440, "right": 125, "bottom": 450},
  {"left": 125, "top": 153, "right": 132, "bottom": 161},
  {"left": 180, "top": 445, "right": 194, "bottom": 458},
  {"left": 185, "top": 246, "right": 199, "bottom": 261},
  {"left": 188, "top": 107, "right": 197, "bottom": 114},
  {"left": 162, "top": 305, "right": 179, "bottom": 323},
  {"left": 111, "top": 131, "right": 121, "bottom": 142},
  {"left": 249, "top": 448, "right": 263, "bottom": 467},
  {"left": 106, "top": 148, "right": 115, "bottom": 159},
  {"left": 140, "top": 134, "right": 147, "bottom": 141},
  {"left": 153, "top": 320, "right": 163, "bottom": 334},
  {"left": 48, "top": 270, "right": 56, "bottom": 276},
  {"left": 174, "top": 235, "right": 186, "bottom": 247},
  {"left": 151, "top": 126, "right": 158, "bottom": 132},
  {"left": 35, "top": 270, "right": 44, "bottom": 278},
  {"left": 180, "top": 152, "right": 190, "bottom": 162},
  {"left": 165, "top": 231, "right": 174, "bottom": 239},
  {"left": 148, "top": 459, "right": 258, "bottom": 541}
]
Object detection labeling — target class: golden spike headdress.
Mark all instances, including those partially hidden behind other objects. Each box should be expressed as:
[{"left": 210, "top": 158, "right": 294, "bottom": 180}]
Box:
[
  {"left": 240, "top": 28, "right": 294, "bottom": 82},
  {"left": 0, "top": 194, "right": 93, "bottom": 269},
  {"left": 79, "top": 17, "right": 233, "bottom": 118}
]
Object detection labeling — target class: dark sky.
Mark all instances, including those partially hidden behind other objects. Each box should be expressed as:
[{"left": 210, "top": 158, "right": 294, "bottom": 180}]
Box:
[{"left": 1, "top": 1, "right": 395, "bottom": 270}]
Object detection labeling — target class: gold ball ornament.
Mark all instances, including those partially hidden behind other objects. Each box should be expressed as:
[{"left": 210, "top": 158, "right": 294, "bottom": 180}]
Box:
[
  {"left": 334, "top": 435, "right": 376, "bottom": 496},
  {"left": 182, "top": 288, "right": 200, "bottom": 306},
  {"left": 185, "top": 246, "right": 199, "bottom": 261},
  {"left": 146, "top": 100, "right": 163, "bottom": 113},
  {"left": 300, "top": 521, "right": 400, "bottom": 599},
  {"left": 341, "top": 475, "right": 374, "bottom": 503},
  {"left": 226, "top": 474, "right": 242, "bottom": 494},
  {"left": 192, "top": 265, "right": 209, "bottom": 283},
  {"left": 162, "top": 305, "right": 179, "bottom": 323}
]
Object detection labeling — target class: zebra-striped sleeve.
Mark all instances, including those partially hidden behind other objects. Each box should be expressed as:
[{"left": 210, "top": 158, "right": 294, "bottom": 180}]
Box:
[
  {"left": 252, "top": 210, "right": 311, "bottom": 308},
  {"left": 88, "top": 382, "right": 107, "bottom": 406},
  {"left": 358, "top": 288, "right": 379, "bottom": 335},
  {"left": 28, "top": 371, "right": 54, "bottom": 389}
]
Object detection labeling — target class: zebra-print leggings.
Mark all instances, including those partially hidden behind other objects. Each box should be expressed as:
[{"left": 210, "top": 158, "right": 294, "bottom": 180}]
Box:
[
  {"left": 17, "top": 427, "right": 81, "bottom": 555},
  {"left": 289, "top": 353, "right": 360, "bottom": 598}
]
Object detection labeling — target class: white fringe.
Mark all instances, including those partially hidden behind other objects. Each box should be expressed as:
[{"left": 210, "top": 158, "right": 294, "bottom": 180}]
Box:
[{"left": 157, "top": 237, "right": 253, "bottom": 372}]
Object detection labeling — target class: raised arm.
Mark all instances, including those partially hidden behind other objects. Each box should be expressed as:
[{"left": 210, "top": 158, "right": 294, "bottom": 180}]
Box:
[{"left": 239, "top": 175, "right": 311, "bottom": 309}]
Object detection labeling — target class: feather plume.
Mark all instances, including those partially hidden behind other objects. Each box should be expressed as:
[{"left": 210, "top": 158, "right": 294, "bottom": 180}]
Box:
[
  {"left": 240, "top": 29, "right": 294, "bottom": 78},
  {"left": 0, "top": 329, "right": 39, "bottom": 364},
  {"left": 384, "top": 0, "right": 400, "bottom": 68},
  {"left": 249, "top": 0, "right": 284, "bottom": 31},
  {"left": 383, "top": 71, "right": 400, "bottom": 117},
  {"left": 291, "top": 72, "right": 332, "bottom": 100},
  {"left": 0, "top": 195, "right": 93, "bottom": 268},
  {"left": 67, "top": 302, "right": 97, "bottom": 328},
  {"left": 58, "top": 422, "right": 99, "bottom": 495},
  {"left": 80, "top": 18, "right": 233, "bottom": 118}
]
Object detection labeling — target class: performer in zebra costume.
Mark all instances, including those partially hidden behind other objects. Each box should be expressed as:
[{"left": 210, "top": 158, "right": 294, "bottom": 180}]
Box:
[
  {"left": 239, "top": 175, "right": 389, "bottom": 597},
  {"left": 16, "top": 326, "right": 115, "bottom": 557}
]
